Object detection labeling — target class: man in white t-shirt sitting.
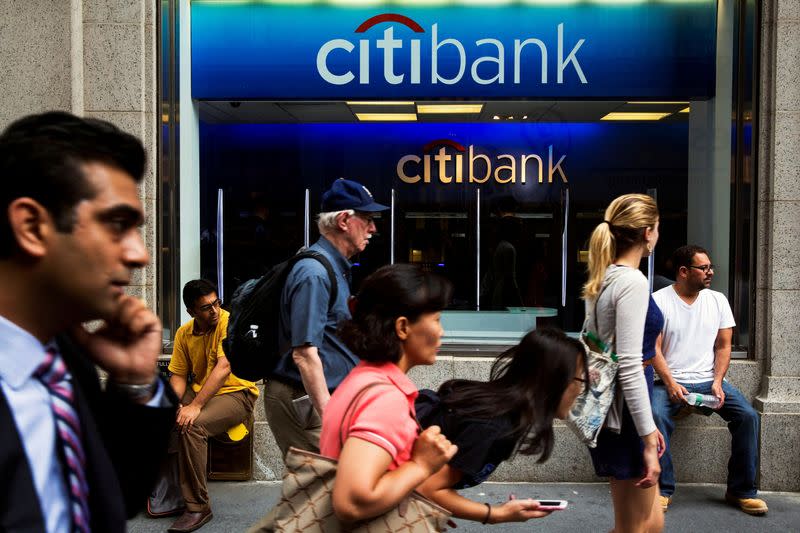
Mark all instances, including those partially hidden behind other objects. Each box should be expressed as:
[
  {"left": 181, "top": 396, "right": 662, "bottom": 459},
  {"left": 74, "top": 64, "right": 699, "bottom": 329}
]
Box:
[{"left": 651, "top": 245, "right": 766, "bottom": 516}]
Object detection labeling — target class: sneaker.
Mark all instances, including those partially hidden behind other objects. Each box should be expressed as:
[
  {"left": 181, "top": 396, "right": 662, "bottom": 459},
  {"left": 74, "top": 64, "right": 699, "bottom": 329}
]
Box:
[
  {"left": 724, "top": 492, "right": 768, "bottom": 515},
  {"left": 659, "top": 495, "right": 671, "bottom": 512}
]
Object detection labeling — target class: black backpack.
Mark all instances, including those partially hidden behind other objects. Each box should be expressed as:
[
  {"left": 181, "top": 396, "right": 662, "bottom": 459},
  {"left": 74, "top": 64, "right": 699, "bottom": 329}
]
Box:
[{"left": 222, "top": 250, "right": 338, "bottom": 382}]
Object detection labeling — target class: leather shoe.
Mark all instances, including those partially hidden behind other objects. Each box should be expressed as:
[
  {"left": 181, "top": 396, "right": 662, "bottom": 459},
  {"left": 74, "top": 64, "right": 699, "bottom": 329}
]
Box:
[
  {"left": 724, "top": 492, "right": 768, "bottom": 515},
  {"left": 168, "top": 509, "right": 213, "bottom": 532}
]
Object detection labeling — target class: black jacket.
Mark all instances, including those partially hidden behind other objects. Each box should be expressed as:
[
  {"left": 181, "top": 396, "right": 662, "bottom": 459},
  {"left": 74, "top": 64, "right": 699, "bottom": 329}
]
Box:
[{"left": 0, "top": 335, "right": 177, "bottom": 532}]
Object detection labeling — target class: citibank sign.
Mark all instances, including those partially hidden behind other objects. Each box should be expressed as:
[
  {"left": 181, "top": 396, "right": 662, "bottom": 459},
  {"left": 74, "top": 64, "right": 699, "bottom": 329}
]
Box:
[
  {"left": 397, "top": 139, "right": 568, "bottom": 185},
  {"left": 317, "top": 14, "right": 586, "bottom": 87},
  {"left": 191, "top": 2, "right": 717, "bottom": 99}
]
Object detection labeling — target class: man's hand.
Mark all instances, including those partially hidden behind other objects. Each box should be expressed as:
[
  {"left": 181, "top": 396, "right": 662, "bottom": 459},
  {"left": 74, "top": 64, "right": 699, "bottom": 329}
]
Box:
[
  {"left": 72, "top": 296, "right": 161, "bottom": 385},
  {"left": 711, "top": 380, "right": 726, "bottom": 409},
  {"left": 176, "top": 403, "right": 202, "bottom": 432},
  {"left": 666, "top": 381, "right": 689, "bottom": 404}
]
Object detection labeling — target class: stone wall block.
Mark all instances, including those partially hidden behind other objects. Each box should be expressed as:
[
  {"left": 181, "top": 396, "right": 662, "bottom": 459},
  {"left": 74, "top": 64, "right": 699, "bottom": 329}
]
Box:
[
  {"left": 84, "top": 110, "right": 144, "bottom": 139},
  {"left": 670, "top": 427, "right": 732, "bottom": 483},
  {"left": 83, "top": 0, "right": 141, "bottom": 24},
  {"left": 452, "top": 357, "right": 494, "bottom": 382},
  {"left": 770, "top": 202, "right": 800, "bottom": 290},
  {"left": 759, "top": 413, "right": 800, "bottom": 491},
  {"left": 754, "top": 288, "right": 771, "bottom": 366},
  {"left": 777, "top": 0, "right": 800, "bottom": 21},
  {"left": 774, "top": 22, "right": 800, "bottom": 112},
  {"left": 0, "top": 1, "right": 71, "bottom": 127},
  {"left": 252, "top": 422, "right": 282, "bottom": 481},
  {"left": 83, "top": 23, "right": 143, "bottom": 112},
  {"left": 756, "top": 201, "right": 771, "bottom": 289},
  {"left": 773, "top": 113, "right": 800, "bottom": 197},
  {"left": 407, "top": 357, "right": 454, "bottom": 391},
  {"left": 767, "top": 290, "right": 800, "bottom": 376},
  {"left": 494, "top": 426, "right": 600, "bottom": 482}
]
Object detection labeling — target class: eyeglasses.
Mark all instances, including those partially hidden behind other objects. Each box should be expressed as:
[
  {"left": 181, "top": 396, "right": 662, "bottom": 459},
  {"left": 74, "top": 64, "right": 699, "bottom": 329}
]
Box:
[
  {"left": 197, "top": 298, "right": 222, "bottom": 313},
  {"left": 687, "top": 264, "right": 715, "bottom": 273},
  {"left": 573, "top": 376, "right": 587, "bottom": 384}
]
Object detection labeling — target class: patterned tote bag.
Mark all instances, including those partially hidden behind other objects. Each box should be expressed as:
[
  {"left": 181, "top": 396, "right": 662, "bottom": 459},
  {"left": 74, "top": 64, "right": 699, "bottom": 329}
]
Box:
[
  {"left": 251, "top": 383, "right": 453, "bottom": 532},
  {"left": 566, "top": 286, "right": 620, "bottom": 448}
]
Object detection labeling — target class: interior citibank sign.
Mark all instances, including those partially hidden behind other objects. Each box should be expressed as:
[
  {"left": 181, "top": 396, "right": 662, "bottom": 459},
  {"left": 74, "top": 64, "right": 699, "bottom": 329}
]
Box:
[
  {"left": 317, "top": 14, "right": 586, "bottom": 87},
  {"left": 397, "top": 139, "right": 567, "bottom": 185},
  {"left": 191, "top": 2, "right": 717, "bottom": 100}
]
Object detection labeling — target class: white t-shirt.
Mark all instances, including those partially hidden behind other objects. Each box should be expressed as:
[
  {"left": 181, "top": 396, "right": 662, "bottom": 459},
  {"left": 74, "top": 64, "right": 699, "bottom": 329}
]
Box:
[{"left": 652, "top": 285, "right": 736, "bottom": 383}]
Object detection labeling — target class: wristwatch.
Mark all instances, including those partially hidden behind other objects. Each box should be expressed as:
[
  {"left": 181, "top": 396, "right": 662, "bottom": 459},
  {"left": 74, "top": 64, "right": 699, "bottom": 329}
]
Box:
[{"left": 109, "top": 375, "right": 159, "bottom": 402}]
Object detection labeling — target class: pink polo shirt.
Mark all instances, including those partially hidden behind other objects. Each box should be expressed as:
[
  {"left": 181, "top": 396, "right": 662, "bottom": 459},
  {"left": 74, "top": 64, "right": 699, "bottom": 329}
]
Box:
[{"left": 320, "top": 361, "right": 419, "bottom": 470}]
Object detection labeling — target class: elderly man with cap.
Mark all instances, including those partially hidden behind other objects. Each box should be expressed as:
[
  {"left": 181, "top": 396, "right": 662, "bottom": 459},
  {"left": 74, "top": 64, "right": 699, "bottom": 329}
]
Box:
[{"left": 264, "top": 178, "right": 388, "bottom": 455}]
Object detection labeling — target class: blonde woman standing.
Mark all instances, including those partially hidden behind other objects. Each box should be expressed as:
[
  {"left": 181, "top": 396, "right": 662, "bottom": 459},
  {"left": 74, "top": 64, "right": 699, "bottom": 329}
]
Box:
[{"left": 584, "top": 194, "right": 666, "bottom": 533}]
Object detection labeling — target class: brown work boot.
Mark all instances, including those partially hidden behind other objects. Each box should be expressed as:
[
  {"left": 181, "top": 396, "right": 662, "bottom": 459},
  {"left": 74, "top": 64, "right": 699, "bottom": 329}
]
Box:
[
  {"left": 724, "top": 492, "right": 768, "bottom": 515},
  {"left": 659, "top": 495, "right": 671, "bottom": 512},
  {"left": 168, "top": 509, "right": 213, "bottom": 532}
]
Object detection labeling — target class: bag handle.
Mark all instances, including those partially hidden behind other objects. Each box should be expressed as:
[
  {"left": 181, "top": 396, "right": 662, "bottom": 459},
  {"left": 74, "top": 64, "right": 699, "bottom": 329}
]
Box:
[
  {"left": 583, "top": 281, "right": 616, "bottom": 357},
  {"left": 338, "top": 381, "right": 422, "bottom": 450}
]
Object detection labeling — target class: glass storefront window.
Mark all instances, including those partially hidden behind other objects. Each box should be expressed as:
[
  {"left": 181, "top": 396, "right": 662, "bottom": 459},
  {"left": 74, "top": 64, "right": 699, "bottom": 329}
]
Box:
[{"left": 161, "top": 0, "right": 760, "bottom": 353}]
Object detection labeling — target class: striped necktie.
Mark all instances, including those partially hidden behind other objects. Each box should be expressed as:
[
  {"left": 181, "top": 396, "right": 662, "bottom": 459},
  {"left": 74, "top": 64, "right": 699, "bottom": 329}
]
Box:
[{"left": 34, "top": 347, "right": 91, "bottom": 533}]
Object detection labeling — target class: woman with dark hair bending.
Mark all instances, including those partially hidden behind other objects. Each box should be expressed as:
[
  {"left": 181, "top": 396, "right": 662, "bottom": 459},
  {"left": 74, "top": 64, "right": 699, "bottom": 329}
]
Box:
[
  {"left": 319, "top": 264, "right": 458, "bottom": 523},
  {"left": 414, "top": 328, "right": 588, "bottom": 525}
]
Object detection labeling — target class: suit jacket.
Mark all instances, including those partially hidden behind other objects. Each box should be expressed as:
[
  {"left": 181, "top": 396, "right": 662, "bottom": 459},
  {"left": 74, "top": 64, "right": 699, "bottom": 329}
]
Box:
[{"left": 0, "top": 335, "right": 177, "bottom": 532}]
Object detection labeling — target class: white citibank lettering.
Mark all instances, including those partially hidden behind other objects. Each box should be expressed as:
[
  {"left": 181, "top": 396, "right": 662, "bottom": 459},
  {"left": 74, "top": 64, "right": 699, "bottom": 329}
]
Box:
[
  {"left": 316, "top": 13, "right": 587, "bottom": 86},
  {"left": 397, "top": 140, "right": 568, "bottom": 185}
]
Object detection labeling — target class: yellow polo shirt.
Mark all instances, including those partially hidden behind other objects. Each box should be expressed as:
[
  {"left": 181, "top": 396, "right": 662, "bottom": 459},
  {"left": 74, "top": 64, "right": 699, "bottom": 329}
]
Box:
[{"left": 168, "top": 309, "right": 259, "bottom": 397}]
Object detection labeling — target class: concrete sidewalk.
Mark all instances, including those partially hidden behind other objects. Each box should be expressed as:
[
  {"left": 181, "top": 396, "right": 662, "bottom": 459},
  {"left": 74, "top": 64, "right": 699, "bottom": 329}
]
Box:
[{"left": 128, "top": 481, "right": 800, "bottom": 532}]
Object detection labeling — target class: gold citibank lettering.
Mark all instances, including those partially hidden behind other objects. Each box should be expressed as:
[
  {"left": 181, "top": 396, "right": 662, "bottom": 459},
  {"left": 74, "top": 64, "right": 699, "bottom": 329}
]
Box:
[{"left": 397, "top": 140, "right": 568, "bottom": 185}]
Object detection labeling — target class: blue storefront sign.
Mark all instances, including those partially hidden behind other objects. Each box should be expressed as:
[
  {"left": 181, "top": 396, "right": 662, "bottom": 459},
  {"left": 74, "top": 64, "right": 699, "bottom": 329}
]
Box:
[
  {"left": 199, "top": 122, "right": 689, "bottom": 208},
  {"left": 192, "top": 1, "right": 717, "bottom": 100}
]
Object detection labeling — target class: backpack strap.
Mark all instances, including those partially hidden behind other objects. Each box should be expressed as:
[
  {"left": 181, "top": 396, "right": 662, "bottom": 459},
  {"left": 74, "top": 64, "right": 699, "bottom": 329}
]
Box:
[{"left": 291, "top": 250, "right": 339, "bottom": 312}]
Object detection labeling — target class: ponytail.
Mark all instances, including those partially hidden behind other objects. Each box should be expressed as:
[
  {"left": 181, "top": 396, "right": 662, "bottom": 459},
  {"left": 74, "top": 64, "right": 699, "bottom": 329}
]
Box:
[
  {"left": 583, "top": 222, "right": 616, "bottom": 300},
  {"left": 582, "top": 194, "right": 659, "bottom": 301}
]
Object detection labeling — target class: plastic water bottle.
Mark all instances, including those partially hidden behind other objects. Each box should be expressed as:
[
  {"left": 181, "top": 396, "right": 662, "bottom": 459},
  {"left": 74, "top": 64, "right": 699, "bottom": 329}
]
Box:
[{"left": 684, "top": 392, "right": 721, "bottom": 409}]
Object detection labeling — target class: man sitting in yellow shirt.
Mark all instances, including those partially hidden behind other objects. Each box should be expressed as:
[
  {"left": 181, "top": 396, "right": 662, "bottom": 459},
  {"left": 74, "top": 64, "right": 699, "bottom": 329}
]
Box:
[{"left": 167, "top": 279, "right": 259, "bottom": 532}]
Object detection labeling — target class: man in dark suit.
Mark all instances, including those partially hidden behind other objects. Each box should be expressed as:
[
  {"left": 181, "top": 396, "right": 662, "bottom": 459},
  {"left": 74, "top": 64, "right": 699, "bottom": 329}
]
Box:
[{"left": 0, "top": 112, "right": 177, "bottom": 532}]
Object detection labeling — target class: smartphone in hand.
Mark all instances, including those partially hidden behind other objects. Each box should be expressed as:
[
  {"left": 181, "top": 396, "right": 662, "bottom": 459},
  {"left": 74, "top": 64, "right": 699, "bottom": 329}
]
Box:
[{"left": 537, "top": 500, "right": 568, "bottom": 511}]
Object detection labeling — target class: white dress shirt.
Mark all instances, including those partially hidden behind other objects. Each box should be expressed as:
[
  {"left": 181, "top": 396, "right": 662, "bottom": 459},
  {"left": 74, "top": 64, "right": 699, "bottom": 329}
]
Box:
[{"left": 0, "top": 313, "right": 164, "bottom": 533}]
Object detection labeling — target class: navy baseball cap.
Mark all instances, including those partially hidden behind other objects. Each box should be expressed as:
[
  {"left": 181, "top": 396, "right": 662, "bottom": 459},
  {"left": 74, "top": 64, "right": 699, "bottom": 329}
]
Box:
[{"left": 321, "top": 178, "right": 389, "bottom": 213}]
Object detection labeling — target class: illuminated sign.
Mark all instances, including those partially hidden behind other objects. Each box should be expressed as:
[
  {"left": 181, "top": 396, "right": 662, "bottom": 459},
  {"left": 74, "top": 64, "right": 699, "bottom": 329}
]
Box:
[
  {"left": 397, "top": 139, "right": 567, "bottom": 185},
  {"left": 317, "top": 14, "right": 586, "bottom": 87},
  {"left": 192, "top": 2, "right": 717, "bottom": 99}
]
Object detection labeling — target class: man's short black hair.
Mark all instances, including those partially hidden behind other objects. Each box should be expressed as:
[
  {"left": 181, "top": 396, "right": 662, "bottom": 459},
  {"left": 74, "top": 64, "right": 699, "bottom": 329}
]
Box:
[
  {"left": 671, "top": 245, "right": 710, "bottom": 277},
  {"left": 0, "top": 111, "right": 146, "bottom": 257},
  {"left": 183, "top": 279, "right": 218, "bottom": 310}
]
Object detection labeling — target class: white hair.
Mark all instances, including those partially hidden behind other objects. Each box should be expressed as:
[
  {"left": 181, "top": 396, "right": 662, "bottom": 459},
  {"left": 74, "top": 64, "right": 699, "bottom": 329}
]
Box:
[{"left": 317, "top": 209, "right": 354, "bottom": 235}]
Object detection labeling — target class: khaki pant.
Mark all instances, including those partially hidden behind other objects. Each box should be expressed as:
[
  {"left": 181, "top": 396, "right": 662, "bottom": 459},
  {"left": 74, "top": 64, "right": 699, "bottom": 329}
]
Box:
[
  {"left": 263, "top": 379, "right": 321, "bottom": 456},
  {"left": 177, "top": 389, "right": 255, "bottom": 512}
]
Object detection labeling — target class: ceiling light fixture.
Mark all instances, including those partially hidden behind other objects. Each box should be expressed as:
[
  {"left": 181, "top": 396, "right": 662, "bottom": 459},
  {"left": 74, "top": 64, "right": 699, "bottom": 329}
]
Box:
[
  {"left": 626, "top": 101, "right": 690, "bottom": 105},
  {"left": 601, "top": 112, "right": 672, "bottom": 121},
  {"left": 417, "top": 103, "right": 484, "bottom": 114},
  {"left": 346, "top": 101, "right": 414, "bottom": 106},
  {"left": 355, "top": 113, "right": 417, "bottom": 122}
]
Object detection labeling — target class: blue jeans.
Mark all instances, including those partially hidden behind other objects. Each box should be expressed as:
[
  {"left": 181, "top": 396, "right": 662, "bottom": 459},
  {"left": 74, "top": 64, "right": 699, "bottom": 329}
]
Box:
[{"left": 651, "top": 380, "right": 759, "bottom": 498}]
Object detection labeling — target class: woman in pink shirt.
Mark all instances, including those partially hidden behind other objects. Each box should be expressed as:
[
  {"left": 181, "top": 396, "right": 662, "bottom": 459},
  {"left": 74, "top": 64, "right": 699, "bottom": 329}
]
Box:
[{"left": 319, "top": 264, "right": 457, "bottom": 523}]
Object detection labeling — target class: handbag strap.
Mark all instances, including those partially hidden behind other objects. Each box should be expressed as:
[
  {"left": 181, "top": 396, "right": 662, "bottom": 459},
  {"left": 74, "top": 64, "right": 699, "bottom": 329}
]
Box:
[
  {"left": 583, "top": 281, "right": 616, "bottom": 351},
  {"left": 338, "top": 381, "right": 422, "bottom": 450}
]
